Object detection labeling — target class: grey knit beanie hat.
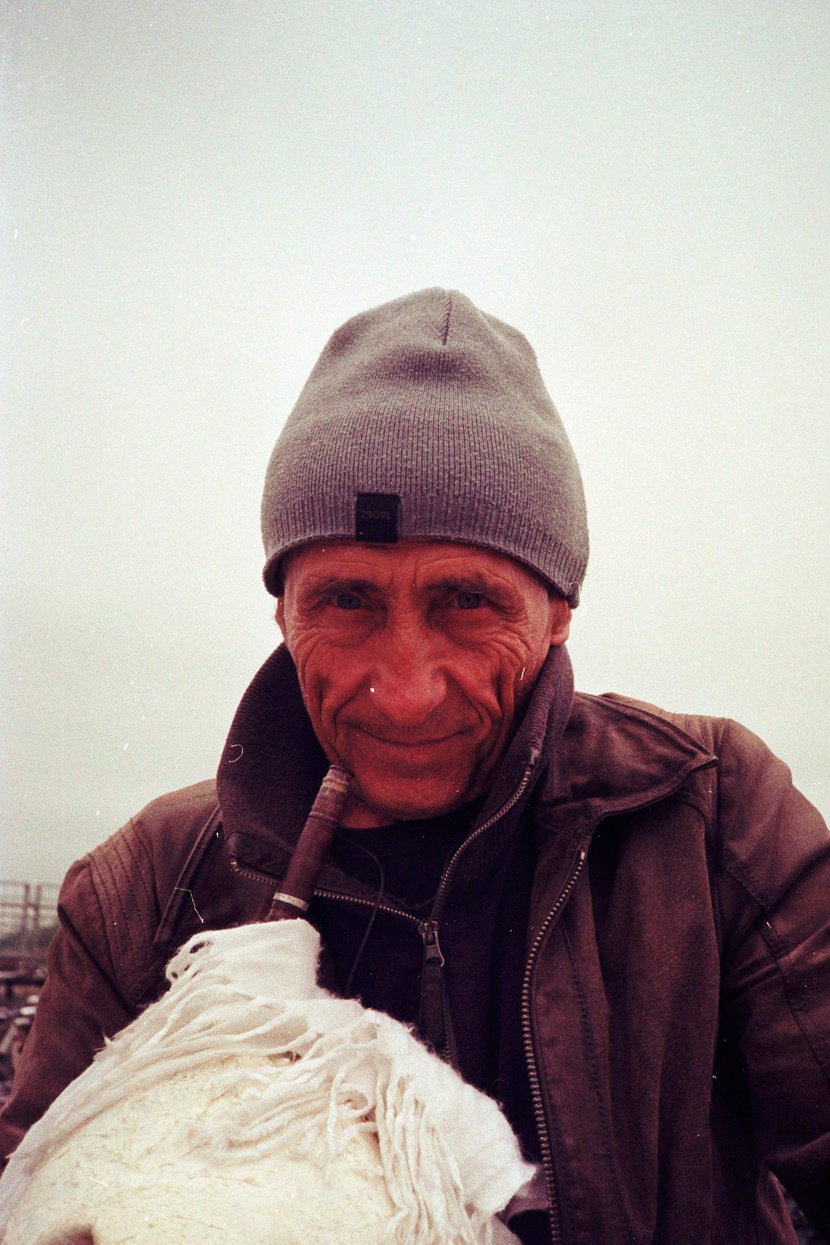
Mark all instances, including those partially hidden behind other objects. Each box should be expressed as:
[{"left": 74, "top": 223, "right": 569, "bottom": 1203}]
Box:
[{"left": 261, "top": 288, "right": 588, "bottom": 605}]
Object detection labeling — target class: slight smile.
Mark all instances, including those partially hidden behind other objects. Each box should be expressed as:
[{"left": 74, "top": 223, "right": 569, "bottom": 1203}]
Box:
[{"left": 351, "top": 727, "right": 463, "bottom": 748}]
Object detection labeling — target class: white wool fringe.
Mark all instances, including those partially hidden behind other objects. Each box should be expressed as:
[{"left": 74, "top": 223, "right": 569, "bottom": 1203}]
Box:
[{"left": 0, "top": 922, "right": 535, "bottom": 1243}]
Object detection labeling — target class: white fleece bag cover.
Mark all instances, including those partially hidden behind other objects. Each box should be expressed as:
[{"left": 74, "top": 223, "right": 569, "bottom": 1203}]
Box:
[{"left": 0, "top": 922, "right": 534, "bottom": 1245}]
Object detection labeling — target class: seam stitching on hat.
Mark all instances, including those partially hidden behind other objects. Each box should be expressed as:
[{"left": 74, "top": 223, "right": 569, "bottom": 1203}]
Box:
[{"left": 440, "top": 291, "right": 452, "bottom": 345}]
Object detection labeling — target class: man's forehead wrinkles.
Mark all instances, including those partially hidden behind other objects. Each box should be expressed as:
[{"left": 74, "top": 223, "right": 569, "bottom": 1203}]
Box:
[
  {"left": 411, "top": 557, "right": 519, "bottom": 593},
  {"left": 285, "top": 540, "right": 536, "bottom": 599},
  {"left": 416, "top": 561, "right": 511, "bottom": 583},
  {"left": 306, "top": 565, "right": 512, "bottom": 598},
  {"left": 295, "top": 554, "right": 395, "bottom": 588},
  {"left": 308, "top": 575, "right": 377, "bottom": 594}
]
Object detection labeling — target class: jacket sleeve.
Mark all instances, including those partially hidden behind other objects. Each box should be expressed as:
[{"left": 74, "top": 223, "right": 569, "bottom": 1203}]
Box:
[
  {"left": 0, "top": 857, "right": 137, "bottom": 1162},
  {"left": 714, "top": 717, "right": 830, "bottom": 1233}
]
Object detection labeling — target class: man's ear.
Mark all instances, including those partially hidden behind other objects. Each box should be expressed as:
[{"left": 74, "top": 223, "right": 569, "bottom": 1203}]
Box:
[
  {"left": 548, "top": 595, "right": 572, "bottom": 647},
  {"left": 275, "top": 597, "right": 287, "bottom": 642}
]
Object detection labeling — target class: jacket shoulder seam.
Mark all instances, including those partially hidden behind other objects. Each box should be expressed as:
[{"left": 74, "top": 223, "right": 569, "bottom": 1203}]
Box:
[
  {"left": 59, "top": 857, "right": 131, "bottom": 1010},
  {"left": 85, "top": 818, "right": 159, "bottom": 1006},
  {"left": 575, "top": 691, "right": 721, "bottom": 756}
]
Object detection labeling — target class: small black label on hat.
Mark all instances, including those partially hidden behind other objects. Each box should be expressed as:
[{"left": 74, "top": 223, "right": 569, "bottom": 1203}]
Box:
[{"left": 355, "top": 493, "right": 399, "bottom": 543}]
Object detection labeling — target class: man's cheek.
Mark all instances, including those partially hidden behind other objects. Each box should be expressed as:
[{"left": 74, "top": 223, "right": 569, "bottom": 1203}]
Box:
[
  {"left": 291, "top": 661, "right": 337, "bottom": 735},
  {"left": 308, "top": 669, "right": 365, "bottom": 733},
  {"left": 456, "top": 653, "right": 508, "bottom": 714},
  {"left": 285, "top": 622, "right": 329, "bottom": 667}
]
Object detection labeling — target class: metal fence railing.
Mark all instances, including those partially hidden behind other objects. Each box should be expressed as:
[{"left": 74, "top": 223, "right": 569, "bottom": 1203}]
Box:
[{"left": 0, "top": 881, "right": 60, "bottom": 958}]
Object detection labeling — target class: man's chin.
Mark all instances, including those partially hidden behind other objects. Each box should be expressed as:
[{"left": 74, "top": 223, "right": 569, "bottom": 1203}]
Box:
[{"left": 341, "top": 773, "right": 480, "bottom": 828}]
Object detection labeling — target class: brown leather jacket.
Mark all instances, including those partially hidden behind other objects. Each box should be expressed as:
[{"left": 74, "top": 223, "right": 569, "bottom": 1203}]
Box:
[{"left": 2, "top": 646, "right": 829, "bottom": 1243}]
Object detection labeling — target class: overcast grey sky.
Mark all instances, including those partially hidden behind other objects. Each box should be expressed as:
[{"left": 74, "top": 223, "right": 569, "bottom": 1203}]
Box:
[{"left": 3, "top": 0, "right": 828, "bottom": 882}]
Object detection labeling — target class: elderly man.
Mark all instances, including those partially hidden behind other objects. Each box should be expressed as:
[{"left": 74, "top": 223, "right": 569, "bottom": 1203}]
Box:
[{"left": 2, "top": 289, "right": 828, "bottom": 1243}]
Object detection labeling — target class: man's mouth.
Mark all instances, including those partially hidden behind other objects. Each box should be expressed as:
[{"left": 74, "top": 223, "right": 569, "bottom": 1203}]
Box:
[{"left": 352, "top": 726, "right": 460, "bottom": 748}]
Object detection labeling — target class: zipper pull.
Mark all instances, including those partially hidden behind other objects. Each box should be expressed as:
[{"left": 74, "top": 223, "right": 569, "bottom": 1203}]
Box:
[
  {"left": 418, "top": 918, "right": 445, "bottom": 966},
  {"left": 417, "top": 918, "right": 449, "bottom": 1059}
]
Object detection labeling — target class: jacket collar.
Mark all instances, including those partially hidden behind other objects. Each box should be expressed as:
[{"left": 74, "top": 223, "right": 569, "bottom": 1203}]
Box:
[
  {"left": 217, "top": 645, "right": 328, "bottom": 875},
  {"left": 537, "top": 691, "right": 716, "bottom": 839}
]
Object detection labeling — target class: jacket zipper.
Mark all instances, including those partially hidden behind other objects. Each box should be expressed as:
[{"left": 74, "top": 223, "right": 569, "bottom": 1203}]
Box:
[
  {"left": 431, "top": 761, "right": 536, "bottom": 922},
  {"left": 417, "top": 917, "right": 451, "bottom": 1058},
  {"left": 416, "top": 762, "right": 537, "bottom": 1061},
  {"left": 308, "top": 887, "right": 455, "bottom": 1058},
  {"left": 521, "top": 845, "right": 588, "bottom": 1245},
  {"left": 230, "top": 856, "right": 420, "bottom": 929},
  {"left": 229, "top": 858, "right": 284, "bottom": 888}
]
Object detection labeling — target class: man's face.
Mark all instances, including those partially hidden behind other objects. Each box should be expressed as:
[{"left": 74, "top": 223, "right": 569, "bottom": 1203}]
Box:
[{"left": 276, "top": 540, "right": 571, "bottom": 828}]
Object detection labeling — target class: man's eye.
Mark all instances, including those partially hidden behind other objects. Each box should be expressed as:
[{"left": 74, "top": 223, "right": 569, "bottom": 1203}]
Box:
[
  {"left": 334, "top": 592, "right": 363, "bottom": 610},
  {"left": 455, "top": 591, "right": 484, "bottom": 610}
]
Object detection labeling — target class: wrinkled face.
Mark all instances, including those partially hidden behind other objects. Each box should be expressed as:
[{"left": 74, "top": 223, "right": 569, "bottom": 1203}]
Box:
[{"left": 277, "top": 540, "right": 571, "bottom": 827}]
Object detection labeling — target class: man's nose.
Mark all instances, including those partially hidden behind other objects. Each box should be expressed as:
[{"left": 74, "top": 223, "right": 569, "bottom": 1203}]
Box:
[{"left": 368, "top": 620, "right": 448, "bottom": 727}]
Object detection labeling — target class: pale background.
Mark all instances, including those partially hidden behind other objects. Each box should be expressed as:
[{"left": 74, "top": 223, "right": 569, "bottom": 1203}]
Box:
[{"left": 3, "top": 0, "right": 828, "bottom": 883}]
